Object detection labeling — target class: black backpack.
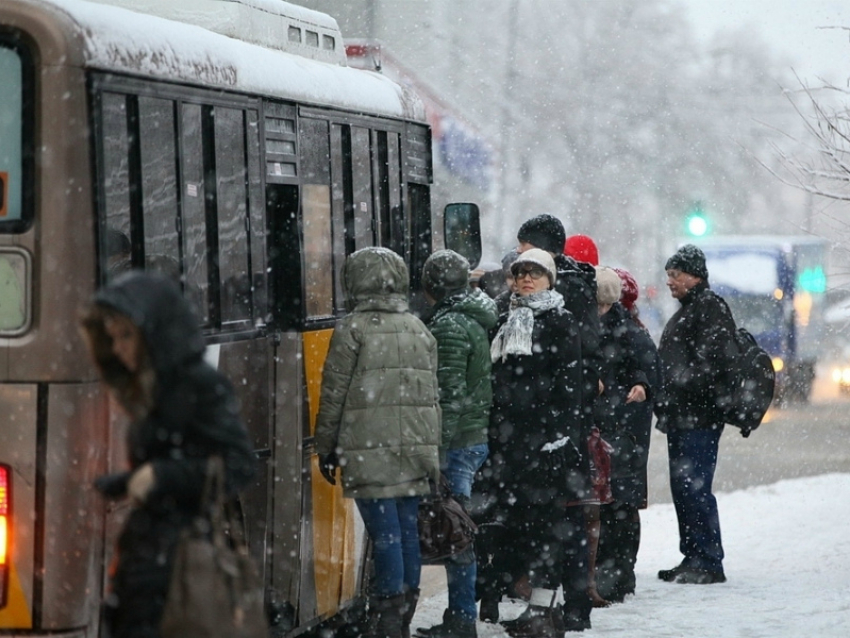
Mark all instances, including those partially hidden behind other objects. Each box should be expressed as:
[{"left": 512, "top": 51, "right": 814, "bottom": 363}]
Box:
[{"left": 718, "top": 328, "right": 776, "bottom": 437}]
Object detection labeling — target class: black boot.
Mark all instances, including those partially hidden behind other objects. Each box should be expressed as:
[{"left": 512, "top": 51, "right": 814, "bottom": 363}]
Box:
[
  {"left": 503, "top": 605, "right": 563, "bottom": 638},
  {"left": 401, "top": 588, "right": 420, "bottom": 638},
  {"left": 365, "top": 594, "right": 405, "bottom": 638},
  {"left": 415, "top": 609, "right": 476, "bottom": 638},
  {"left": 478, "top": 595, "right": 500, "bottom": 623}
]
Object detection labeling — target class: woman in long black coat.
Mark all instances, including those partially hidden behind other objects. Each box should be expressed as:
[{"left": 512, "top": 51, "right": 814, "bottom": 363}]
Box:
[
  {"left": 593, "top": 267, "right": 661, "bottom": 603},
  {"left": 486, "top": 248, "right": 591, "bottom": 636},
  {"left": 82, "top": 271, "right": 256, "bottom": 638}
]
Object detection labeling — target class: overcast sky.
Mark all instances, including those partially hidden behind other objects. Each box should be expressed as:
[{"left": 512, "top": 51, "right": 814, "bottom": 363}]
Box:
[{"left": 680, "top": 0, "right": 850, "bottom": 85}]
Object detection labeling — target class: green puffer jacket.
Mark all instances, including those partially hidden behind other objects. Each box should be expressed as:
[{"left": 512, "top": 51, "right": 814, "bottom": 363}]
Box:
[
  {"left": 314, "top": 247, "right": 441, "bottom": 499},
  {"left": 427, "top": 288, "right": 498, "bottom": 451}
]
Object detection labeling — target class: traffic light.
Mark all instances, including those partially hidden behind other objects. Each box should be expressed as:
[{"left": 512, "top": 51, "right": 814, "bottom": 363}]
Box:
[{"left": 685, "top": 203, "right": 709, "bottom": 237}]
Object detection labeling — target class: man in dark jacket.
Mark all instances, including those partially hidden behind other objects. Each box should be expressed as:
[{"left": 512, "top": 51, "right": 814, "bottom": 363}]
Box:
[
  {"left": 656, "top": 244, "right": 736, "bottom": 585},
  {"left": 417, "top": 250, "right": 497, "bottom": 638}
]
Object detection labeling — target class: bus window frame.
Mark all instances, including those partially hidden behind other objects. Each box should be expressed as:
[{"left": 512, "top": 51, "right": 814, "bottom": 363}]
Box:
[
  {"left": 89, "top": 74, "right": 266, "bottom": 336},
  {"left": 0, "top": 30, "right": 35, "bottom": 234}
]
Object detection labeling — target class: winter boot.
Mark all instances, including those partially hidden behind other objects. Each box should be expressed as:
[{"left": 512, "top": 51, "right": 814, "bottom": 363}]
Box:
[
  {"left": 365, "top": 594, "right": 405, "bottom": 638},
  {"left": 478, "top": 595, "right": 500, "bottom": 623},
  {"left": 503, "top": 604, "right": 564, "bottom": 638},
  {"left": 401, "top": 588, "right": 420, "bottom": 638},
  {"left": 415, "top": 609, "right": 476, "bottom": 638}
]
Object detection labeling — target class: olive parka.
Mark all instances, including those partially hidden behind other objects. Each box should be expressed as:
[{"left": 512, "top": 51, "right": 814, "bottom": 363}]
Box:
[
  {"left": 656, "top": 280, "right": 737, "bottom": 431},
  {"left": 87, "top": 271, "right": 256, "bottom": 638},
  {"left": 314, "top": 247, "right": 441, "bottom": 499},
  {"left": 426, "top": 287, "right": 498, "bottom": 452}
]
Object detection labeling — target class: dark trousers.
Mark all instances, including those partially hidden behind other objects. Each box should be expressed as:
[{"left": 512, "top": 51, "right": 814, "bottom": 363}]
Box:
[
  {"left": 667, "top": 426, "right": 725, "bottom": 572},
  {"left": 596, "top": 501, "right": 640, "bottom": 600},
  {"left": 560, "top": 505, "right": 592, "bottom": 622}
]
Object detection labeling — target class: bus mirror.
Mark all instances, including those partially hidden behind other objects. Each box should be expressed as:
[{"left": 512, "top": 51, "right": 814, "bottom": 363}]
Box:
[{"left": 444, "top": 202, "right": 482, "bottom": 269}]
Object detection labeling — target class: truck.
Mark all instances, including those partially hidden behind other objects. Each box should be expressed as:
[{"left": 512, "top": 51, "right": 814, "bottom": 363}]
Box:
[{"left": 694, "top": 235, "right": 829, "bottom": 403}]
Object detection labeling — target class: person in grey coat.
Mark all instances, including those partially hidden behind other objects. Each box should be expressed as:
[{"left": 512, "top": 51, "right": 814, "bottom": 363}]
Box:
[{"left": 314, "top": 247, "right": 441, "bottom": 638}]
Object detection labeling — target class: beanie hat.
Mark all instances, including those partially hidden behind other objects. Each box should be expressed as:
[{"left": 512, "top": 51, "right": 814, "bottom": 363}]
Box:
[
  {"left": 517, "top": 214, "right": 566, "bottom": 255},
  {"left": 665, "top": 244, "right": 708, "bottom": 280},
  {"left": 511, "top": 248, "right": 557, "bottom": 287},
  {"left": 422, "top": 249, "right": 470, "bottom": 301},
  {"left": 613, "top": 267, "right": 639, "bottom": 312},
  {"left": 564, "top": 234, "right": 599, "bottom": 266},
  {"left": 595, "top": 266, "right": 622, "bottom": 305},
  {"left": 501, "top": 249, "right": 520, "bottom": 275}
]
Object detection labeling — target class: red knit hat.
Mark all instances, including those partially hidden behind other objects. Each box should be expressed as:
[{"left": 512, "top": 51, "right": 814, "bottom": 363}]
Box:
[
  {"left": 564, "top": 234, "right": 599, "bottom": 266},
  {"left": 613, "top": 267, "right": 639, "bottom": 311}
]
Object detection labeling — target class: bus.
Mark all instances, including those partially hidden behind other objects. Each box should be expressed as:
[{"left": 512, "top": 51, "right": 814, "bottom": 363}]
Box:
[{"left": 0, "top": 0, "right": 479, "bottom": 635}]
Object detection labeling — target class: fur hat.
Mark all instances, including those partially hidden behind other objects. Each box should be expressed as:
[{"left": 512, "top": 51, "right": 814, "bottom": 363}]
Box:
[
  {"left": 595, "top": 266, "right": 622, "bottom": 305},
  {"left": 665, "top": 244, "right": 708, "bottom": 280},
  {"left": 517, "top": 214, "right": 566, "bottom": 255},
  {"left": 511, "top": 248, "right": 557, "bottom": 287},
  {"left": 564, "top": 234, "right": 599, "bottom": 266},
  {"left": 613, "top": 267, "right": 639, "bottom": 311},
  {"left": 422, "top": 249, "right": 470, "bottom": 301}
]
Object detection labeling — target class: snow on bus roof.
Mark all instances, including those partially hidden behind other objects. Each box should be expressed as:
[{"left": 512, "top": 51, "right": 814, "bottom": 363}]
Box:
[{"left": 48, "top": 0, "right": 424, "bottom": 120}]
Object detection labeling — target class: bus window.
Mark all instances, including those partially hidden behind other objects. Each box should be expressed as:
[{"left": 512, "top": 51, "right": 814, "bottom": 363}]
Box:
[
  {"left": 300, "top": 117, "right": 333, "bottom": 318},
  {"left": 99, "top": 93, "right": 133, "bottom": 278},
  {"left": 180, "top": 103, "right": 210, "bottom": 323},
  {"left": 139, "top": 96, "right": 180, "bottom": 281},
  {"left": 0, "top": 41, "right": 31, "bottom": 231},
  {"left": 350, "top": 126, "right": 373, "bottom": 250},
  {"left": 215, "top": 107, "right": 252, "bottom": 325}
]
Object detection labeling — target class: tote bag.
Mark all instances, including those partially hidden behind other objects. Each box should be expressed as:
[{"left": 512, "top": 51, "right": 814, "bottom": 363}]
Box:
[{"left": 160, "top": 456, "right": 268, "bottom": 638}]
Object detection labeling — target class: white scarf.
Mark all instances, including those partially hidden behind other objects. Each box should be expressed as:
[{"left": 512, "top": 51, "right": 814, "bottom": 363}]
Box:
[{"left": 490, "top": 289, "right": 564, "bottom": 362}]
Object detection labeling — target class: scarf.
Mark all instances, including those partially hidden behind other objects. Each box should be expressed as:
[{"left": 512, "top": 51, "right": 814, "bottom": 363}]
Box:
[{"left": 490, "top": 289, "right": 564, "bottom": 362}]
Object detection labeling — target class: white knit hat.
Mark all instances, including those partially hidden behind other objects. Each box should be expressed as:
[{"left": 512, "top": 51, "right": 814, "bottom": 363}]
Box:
[
  {"left": 511, "top": 248, "right": 557, "bottom": 287},
  {"left": 595, "top": 266, "right": 622, "bottom": 305}
]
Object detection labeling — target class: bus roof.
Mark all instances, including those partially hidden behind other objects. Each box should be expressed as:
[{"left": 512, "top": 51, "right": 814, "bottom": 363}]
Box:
[{"left": 21, "top": 0, "right": 425, "bottom": 120}]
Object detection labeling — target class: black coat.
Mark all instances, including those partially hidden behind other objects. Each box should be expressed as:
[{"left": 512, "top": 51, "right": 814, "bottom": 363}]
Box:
[
  {"left": 656, "top": 281, "right": 737, "bottom": 431},
  {"left": 92, "top": 272, "right": 256, "bottom": 638},
  {"left": 553, "top": 254, "right": 601, "bottom": 437},
  {"left": 487, "top": 304, "right": 588, "bottom": 506},
  {"left": 597, "top": 303, "right": 661, "bottom": 507}
]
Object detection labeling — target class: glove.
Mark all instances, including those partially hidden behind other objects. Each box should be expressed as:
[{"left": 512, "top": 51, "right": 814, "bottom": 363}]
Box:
[
  {"left": 319, "top": 453, "right": 339, "bottom": 486},
  {"left": 94, "top": 471, "right": 131, "bottom": 499},
  {"left": 127, "top": 463, "right": 156, "bottom": 504}
]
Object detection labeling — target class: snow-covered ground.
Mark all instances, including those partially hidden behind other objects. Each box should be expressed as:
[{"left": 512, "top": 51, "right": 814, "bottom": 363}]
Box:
[{"left": 414, "top": 473, "right": 850, "bottom": 637}]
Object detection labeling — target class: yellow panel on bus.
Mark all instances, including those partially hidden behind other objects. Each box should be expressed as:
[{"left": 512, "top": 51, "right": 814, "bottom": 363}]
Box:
[
  {"left": 0, "top": 563, "right": 33, "bottom": 627},
  {"left": 303, "top": 329, "right": 358, "bottom": 617}
]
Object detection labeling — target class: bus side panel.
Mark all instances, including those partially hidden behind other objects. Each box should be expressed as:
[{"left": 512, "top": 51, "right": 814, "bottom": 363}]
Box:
[
  {"left": 0, "top": 384, "right": 37, "bottom": 628},
  {"left": 217, "top": 337, "right": 272, "bottom": 581},
  {"left": 273, "top": 332, "right": 307, "bottom": 616},
  {"left": 303, "top": 329, "right": 361, "bottom": 620},
  {"left": 42, "top": 383, "right": 107, "bottom": 629}
]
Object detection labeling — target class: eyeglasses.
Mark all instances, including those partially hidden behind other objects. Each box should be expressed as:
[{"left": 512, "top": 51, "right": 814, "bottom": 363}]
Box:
[{"left": 513, "top": 265, "right": 547, "bottom": 280}]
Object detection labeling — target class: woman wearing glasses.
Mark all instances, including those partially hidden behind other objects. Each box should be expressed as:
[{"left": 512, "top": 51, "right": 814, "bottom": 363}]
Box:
[{"left": 486, "top": 248, "right": 588, "bottom": 636}]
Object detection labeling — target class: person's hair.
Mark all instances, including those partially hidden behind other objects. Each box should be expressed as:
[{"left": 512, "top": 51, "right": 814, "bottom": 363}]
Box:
[{"left": 80, "top": 305, "right": 156, "bottom": 419}]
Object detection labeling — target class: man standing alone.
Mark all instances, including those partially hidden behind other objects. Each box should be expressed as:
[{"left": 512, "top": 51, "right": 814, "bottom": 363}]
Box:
[{"left": 656, "top": 244, "right": 736, "bottom": 585}]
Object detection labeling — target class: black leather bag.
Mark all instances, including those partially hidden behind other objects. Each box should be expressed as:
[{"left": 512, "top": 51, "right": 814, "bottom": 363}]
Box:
[
  {"left": 160, "top": 457, "right": 268, "bottom": 638},
  {"left": 418, "top": 474, "right": 478, "bottom": 564}
]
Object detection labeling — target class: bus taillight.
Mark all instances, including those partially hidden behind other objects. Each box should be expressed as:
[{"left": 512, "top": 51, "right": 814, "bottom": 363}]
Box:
[{"left": 0, "top": 464, "right": 9, "bottom": 607}]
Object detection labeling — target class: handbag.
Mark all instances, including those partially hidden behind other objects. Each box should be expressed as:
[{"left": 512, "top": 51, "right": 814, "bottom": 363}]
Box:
[
  {"left": 160, "top": 456, "right": 269, "bottom": 638},
  {"left": 587, "top": 427, "right": 614, "bottom": 504},
  {"left": 418, "top": 474, "right": 478, "bottom": 564}
]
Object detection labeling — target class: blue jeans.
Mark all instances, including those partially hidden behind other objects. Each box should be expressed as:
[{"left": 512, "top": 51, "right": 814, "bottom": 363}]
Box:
[
  {"left": 443, "top": 443, "right": 488, "bottom": 622},
  {"left": 356, "top": 496, "right": 422, "bottom": 598},
  {"left": 667, "top": 426, "right": 725, "bottom": 572}
]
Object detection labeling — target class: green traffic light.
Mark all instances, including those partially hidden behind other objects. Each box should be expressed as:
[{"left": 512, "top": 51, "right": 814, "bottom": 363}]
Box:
[{"left": 686, "top": 213, "right": 708, "bottom": 237}]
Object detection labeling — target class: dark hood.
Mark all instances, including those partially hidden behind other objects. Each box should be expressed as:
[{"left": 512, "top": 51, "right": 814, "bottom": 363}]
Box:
[{"left": 94, "top": 270, "right": 206, "bottom": 376}]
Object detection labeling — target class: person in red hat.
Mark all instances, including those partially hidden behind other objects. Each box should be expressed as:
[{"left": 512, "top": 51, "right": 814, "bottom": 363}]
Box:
[{"left": 564, "top": 235, "right": 599, "bottom": 267}]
